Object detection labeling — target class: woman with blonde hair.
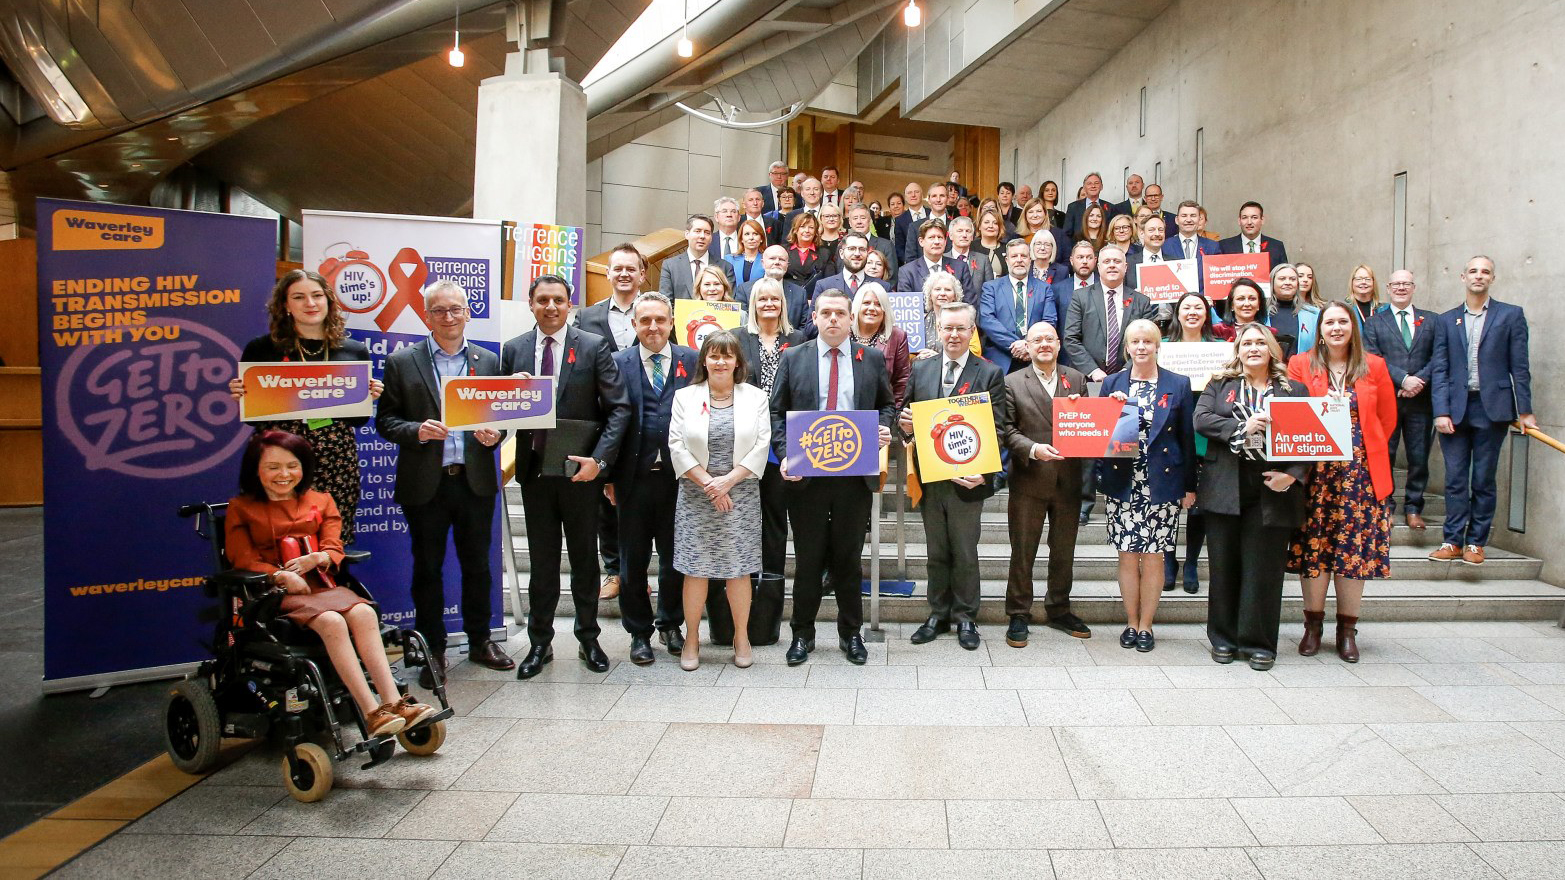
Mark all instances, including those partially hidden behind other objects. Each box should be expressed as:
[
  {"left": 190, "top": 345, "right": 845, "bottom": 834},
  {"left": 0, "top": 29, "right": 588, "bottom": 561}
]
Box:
[
  {"left": 850, "top": 281, "right": 912, "bottom": 406},
  {"left": 1295, "top": 262, "right": 1323, "bottom": 309},
  {"left": 1347, "top": 263, "right": 1384, "bottom": 323},
  {"left": 694, "top": 264, "right": 735, "bottom": 303},
  {"left": 1107, "top": 213, "right": 1138, "bottom": 252},
  {"left": 918, "top": 270, "right": 980, "bottom": 359}
]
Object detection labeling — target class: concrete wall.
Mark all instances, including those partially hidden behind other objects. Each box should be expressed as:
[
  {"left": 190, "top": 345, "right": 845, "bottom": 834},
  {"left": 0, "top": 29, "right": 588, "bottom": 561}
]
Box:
[
  {"left": 585, "top": 114, "right": 782, "bottom": 255},
  {"left": 1000, "top": 0, "right": 1565, "bottom": 580}
]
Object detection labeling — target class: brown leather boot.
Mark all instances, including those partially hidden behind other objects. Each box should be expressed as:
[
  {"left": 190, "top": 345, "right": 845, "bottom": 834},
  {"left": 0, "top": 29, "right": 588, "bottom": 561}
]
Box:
[
  {"left": 1335, "top": 614, "right": 1360, "bottom": 663},
  {"left": 1298, "top": 610, "right": 1324, "bottom": 656}
]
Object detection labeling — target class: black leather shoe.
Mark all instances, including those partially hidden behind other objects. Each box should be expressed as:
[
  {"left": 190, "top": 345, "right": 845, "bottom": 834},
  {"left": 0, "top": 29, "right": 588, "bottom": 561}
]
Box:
[
  {"left": 910, "top": 616, "right": 950, "bottom": 645},
  {"left": 629, "top": 635, "right": 656, "bottom": 666},
  {"left": 1005, "top": 615, "right": 1029, "bottom": 648},
  {"left": 1210, "top": 644, "right": 1236, "bottom": 664},
  {"left": 418, "top": 652, "right": 448, "bottom": 689},
  {"left": 1046, "top": 613, "right": 1092, "bottom": 639},
  {"left": 469, "top": 639, "right": 516, "bottom": 671},
  {"left": 1119, "top": 626, "right": 1137, "bottom": 649},
  {"left": 1248, "top": 650, "right": 1276, "bottom": 671},
  {"left": 658, "top": 627, "right": 685, "bottom": 655},
  {"left": 840, "top": 634, "right": 868, "bottom": 664},
  {"left": 1135, "top": 629, "right": 1155, "bottom": 652},
  {"left": 956, "top": 621, "right": 980, "bottom": 651},
  {"left": 785, "top": 636, "right": 813, "bottom": 666},
  {"left": 1182, "top": 561, "right": 1200, "bottom": 594},
  {"left": 515, "top": 645, "right": 552, "bottom": 680},
  {"left": 578, "top": 640, "right": 610, "bottom": 673}
]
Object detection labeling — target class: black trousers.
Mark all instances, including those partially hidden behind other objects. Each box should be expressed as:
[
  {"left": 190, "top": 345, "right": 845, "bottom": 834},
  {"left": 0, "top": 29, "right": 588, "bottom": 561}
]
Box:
[
  {"left": 759, "top": 460, "right": 789, "bottom": 578},
  {"left": 1389, "top": 402, "right": 1434, "bottom": 514},
  {"left": 598, "top": 492, "right": 620, "bottom": 576},
  {"left": 615, "top": 468, "right": 685, "bottom": 637},
  {"left": 787, "top": 477, "right": 871, "bottom": 640},
  {"left": 403, "top": 471, "right": 497, "bottom": 653},
  {"left": 1205, "top": 467, "right": 1291, "bottom": 655},
  {"left": 1005, "top": 490, "right": 1080, "bottom": 620},
  {"left": 520, "top": 471, "right": 602, "bottom": 645}
]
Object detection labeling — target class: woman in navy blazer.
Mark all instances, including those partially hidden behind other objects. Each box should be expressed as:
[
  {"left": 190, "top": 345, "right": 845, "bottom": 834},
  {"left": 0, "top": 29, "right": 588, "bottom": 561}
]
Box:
[{"left": 1098, "top": 320, "right": 1197, "bottom": 652}]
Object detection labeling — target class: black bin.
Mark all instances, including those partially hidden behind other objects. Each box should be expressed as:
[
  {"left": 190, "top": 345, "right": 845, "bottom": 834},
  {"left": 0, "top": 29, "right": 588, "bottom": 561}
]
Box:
[{"left": 703, "top": 573, "right": 786, "bottom": 647}]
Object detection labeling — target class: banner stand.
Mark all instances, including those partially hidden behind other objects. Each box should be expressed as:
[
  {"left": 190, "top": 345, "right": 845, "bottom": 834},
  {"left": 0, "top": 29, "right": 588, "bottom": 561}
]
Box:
[
  {"left": 41, "top": 661, "right": 200, "bottom": 696},
  {"left": 867, "top": 486, "right": 884, "bottom": 642},
  {"left": 500, "top": 471, "right": 523, "bottom": 637}
]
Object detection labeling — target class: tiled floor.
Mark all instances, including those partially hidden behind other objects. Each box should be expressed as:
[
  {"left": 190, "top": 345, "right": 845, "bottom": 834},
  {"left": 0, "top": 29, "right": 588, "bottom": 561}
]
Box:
[{"left": 49, "top": 618, "right": 1565, "bottom": 879}]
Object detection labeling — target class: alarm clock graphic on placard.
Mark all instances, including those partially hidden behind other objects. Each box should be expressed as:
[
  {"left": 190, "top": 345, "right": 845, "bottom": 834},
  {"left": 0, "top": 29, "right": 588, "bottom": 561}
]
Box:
[
  {"left": 318, "top": 244, "right": 388, "bottom": 314},
  {"left": 929, "top": 411, "right": 982, "bottom": 465},
  {"left": 685, "top": 313, "right": 723, "bottom": 349}
]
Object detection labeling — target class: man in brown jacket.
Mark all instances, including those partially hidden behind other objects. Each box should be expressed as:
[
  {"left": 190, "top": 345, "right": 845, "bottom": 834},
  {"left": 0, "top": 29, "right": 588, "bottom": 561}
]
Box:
[{"left": 1001, "top": 321, "right": 1091, "bottom": 646}]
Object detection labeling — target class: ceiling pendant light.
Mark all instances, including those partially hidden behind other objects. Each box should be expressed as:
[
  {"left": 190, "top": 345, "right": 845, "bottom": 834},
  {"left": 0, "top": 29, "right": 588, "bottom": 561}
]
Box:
[
  {"left": 677, "top": 1, "right": 693, "bottom": 58},
  {"left": 904, "top": 0, "right": 922, "bottom": 28},
  {"left": 448, "top": 3, "right": 465, "bottom": 67}
]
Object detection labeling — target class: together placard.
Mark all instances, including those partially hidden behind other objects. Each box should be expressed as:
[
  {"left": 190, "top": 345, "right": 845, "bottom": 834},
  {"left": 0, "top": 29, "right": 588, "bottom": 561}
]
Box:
[
  {"left": 674, "top": 300, "right": 743, "bottom": 349},
  {"left": 909, "top": 393, "right": 1002, "bottom": 482}
]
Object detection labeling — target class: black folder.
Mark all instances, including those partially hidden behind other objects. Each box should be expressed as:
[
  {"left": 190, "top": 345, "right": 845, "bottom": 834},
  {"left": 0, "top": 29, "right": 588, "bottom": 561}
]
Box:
[{"left": 538, "top": 419, "right": 603, "bottom": 477}]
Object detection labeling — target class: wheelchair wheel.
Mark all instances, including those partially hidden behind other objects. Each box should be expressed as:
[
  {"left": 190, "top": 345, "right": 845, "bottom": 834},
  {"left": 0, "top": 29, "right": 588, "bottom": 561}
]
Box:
[
  {"left": 397, "top": 720, "right": 446, "bottom": 756},
  {"left": 164, "top": 680, "right": 222, "bottom": 774},
  {"left": 281, "top": 743, "right": 333, "bottom": 803}
]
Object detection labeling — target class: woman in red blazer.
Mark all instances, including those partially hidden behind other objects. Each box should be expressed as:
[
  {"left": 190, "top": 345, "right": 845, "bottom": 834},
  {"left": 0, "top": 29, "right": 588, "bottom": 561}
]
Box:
[{"left": 1285, "top": 301, "right": 1397, "bottom": 663}]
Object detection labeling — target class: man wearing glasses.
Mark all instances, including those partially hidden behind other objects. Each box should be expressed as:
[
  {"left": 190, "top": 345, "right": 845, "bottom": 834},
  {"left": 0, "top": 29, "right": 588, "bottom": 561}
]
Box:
[
  {"left": 1362, "top": 269, "right": 1438, "bottom": 530},
  {"left": 376, "top": 280, "right": 511, "bottom": 687}
]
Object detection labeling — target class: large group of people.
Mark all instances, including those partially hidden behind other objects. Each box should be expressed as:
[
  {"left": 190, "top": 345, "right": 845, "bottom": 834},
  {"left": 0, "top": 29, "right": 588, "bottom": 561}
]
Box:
[{"left": 224, "top": 167, "right": 1537, "bottom": 683}]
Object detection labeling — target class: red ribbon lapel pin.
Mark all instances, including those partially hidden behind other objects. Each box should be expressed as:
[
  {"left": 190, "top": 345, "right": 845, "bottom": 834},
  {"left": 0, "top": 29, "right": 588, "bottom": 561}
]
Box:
[
  {"left": 675, "top": 360, "right": 687, "bottom": 378},
  {"left": 855, "top": 348, "right": 864, "bottom": 362},
  {"left": 567, "top": 347, "right": 577, "bottom": 364},
  {"left": 958, "top": 381, "right": 971, "bottom": 394},
  {"left": 1225, "top": 389, "right": 1237, "bottom": 404},
  {"left": 1158, "top": 393, "right": 1169, "bottom": 408}
]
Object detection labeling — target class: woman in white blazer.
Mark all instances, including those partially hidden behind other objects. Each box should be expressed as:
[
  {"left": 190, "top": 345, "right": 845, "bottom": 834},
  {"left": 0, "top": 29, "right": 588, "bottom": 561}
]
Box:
[{"left": 667, "top": 330, "right": 772, "bottom": 670}]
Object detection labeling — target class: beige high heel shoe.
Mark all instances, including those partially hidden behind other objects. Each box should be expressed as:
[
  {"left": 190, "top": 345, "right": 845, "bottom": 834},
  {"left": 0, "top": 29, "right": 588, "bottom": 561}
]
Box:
[
  {"left": 732, "top": 643, "right": 753, "bottom": 668},
  {"left": 680, "top": 641, "right": 700, "bottom": 671}
]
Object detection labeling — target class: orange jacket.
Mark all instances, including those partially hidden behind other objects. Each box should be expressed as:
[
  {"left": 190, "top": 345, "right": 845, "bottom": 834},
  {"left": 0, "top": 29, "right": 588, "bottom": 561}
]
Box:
[{"left": 1286, "top": 352, "right": 1398, "bottom": 500}]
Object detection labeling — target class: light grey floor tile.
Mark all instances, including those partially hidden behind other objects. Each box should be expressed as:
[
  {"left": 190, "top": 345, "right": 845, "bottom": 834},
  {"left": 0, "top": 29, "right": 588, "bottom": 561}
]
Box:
[
  {"left": 1018, "top": 689, "right": 1149, "bottom": 727},
  {"left": 1447, "top": 623, "right": 1556, "bottom": 639},
  {"left": 728, "top": 686, "right": 857, "bottom": 725},
  {"left": 604, "top": 660, "right": 722, "bottom": 686},
  {"left": 1501, "top": 663, "right": 1565, "bottom": 685},
  {"left": 612, "top": 845, "right": 862, "bottom": 878},
  {"left": 885, "top": 639, "right": 992, "bottom": 667},
  {"left": 1055, "top": 726, "right": 1275, "bottom": 799},
  {"left": 1484, "top": 638, "right": 1565, "bottom": 663},
  {"left": 919, "top": 666, "right": 988, "bottom": 689},
  {"left": 251, "top": 837, "right": 458, "bottom": 880},
  {"left": 1162, "top": 664, "right": 1281, "bottom": 689},
  {"left": 507, "top": 658, "right": 626, "bottom": 685},
  {"left": 1467, "top": 841, "right": 1565, "bottom": 880},
  {"left": 603, "top": 684, "right": 741, "bottom": 723},
  {"left": 1396, "top": 638, "right": 1520, "bottom": 664},
  {"left": 126, "top": 784, "right": 285, "bottom": 835},
  {"left": 1096, "top": 798, "right": 1257, "bottom": 848},
  {"left": 1348, "top": 664, "right": 1429, "bottom": 687},
  {"left": 240, "top": 788, "right": 427, "bottom": 838},
  {"left": 1243, "top": 843, "right": 1500, "bottom": 879},
  {"left": 334, "top": 715, "right": 518, "bottom": 792},
  {"left": 1511, "top": 721, "right": 1565, "bottom": 758},
  {"left": 1432, "top": 792, "right": 1565, "bottom": 841},
  {"left": 981, "top": 666, "right": 1075, "bottom": 690},
  {"left": 431, "top": 678, "right": 505, "bottom": 716},
  {"left": 813, "top": 725, "right": 1076, "bottom": 799},
  {"left": 755, "top": 640, "right": 888, "bottom": 667},
  {"left": 387, "top": 790, "right": 518, "bottom": 840},
  {"left": 945, "top": 799, "right": 1112, "bottom": 849},
  {"left": 1265, "top": 664, "right": 1368, "bottom": 687},
  {"left": 485, "top": 793, "right": 668, "bottom": 844},
  {"left": 1410, "top": 685, "right": 1563, "bottom": 722},
  {"left": 432, "top": 841, "right": 625, "bottom": 879},
  {"left": 1371, "top": 722, "right": 1565, "bottom": 793},
  {"left": 806, "top": 664, "right": 917, "bottom": 689},
  {"left": 631, "top": 723, "right": 822, "bottom": 798},
  {"left": 453, "top": 719, "right": 665, "bottom": 794},
  {"left": 1226, "top": 723, "right": 1443, "bottom": 796},
  {"left": 467, "top": 682, "right": 628, "bottom": 720},
  {"left": 1230, "top": 795, "right": 1383, "bottom": 845},
  {"left": 52, "top": 834, "right": 292, "bottom": 880},
  {"left": 650, "top": 796, "right": 792, "bottom": 847},
  {"left": 715, "top": 662, "right": 811, "bottom": 688},
  {"left": 1520, "top": 684, "right": 1565, "bottom": 713},
  {"left": 1264, "top": 686, "right": 1452, "bottom": 724},
  {"left": 1065, "top": 666, "right": 1174, "bottom": 690},
  {"left": 983, "top": 637, "right": 1094, "bottom": 667},
  {"left": 1340, "top": 639, "right": 1430, "bottom": 664},
  {"left": 1405, "top": 663, "right": 1523, "bottom": 687},
  {"left": 863, "top": 848, "right": 1056, "bottom": 879},
  {"left": 854, "top": 688, "right": 1027, "bottom": 726},
  {"left": 1082, "top": 638, "right": 1213, "bottom": 667},
  {"left": 1346, "top": 795, "right": 1476, "bottom": 843},
  {"left": 784, "top": 798, "right": 946, "bottom": 848},
  {"left": 1132, "top": 687, "right": 1290, "bottom": 725},
  {"left": 1048, "top": 847, "right": 1262, "bottom": 879}
]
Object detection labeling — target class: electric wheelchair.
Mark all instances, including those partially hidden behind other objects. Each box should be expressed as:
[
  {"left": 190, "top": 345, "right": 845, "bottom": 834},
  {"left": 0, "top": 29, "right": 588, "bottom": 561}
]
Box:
[{"left": 163, "top": 501, "right": 453, "bottom": 802}]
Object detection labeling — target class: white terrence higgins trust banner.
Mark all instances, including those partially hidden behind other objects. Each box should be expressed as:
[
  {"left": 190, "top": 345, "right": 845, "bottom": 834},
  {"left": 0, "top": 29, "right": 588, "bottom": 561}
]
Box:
[{"left": 302, "top": 210, "right": 507, "bottom": 639}]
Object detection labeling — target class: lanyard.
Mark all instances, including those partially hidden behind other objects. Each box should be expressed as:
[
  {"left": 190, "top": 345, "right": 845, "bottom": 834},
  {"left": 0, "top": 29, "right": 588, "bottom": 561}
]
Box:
[{"left": 428, "top": 338, "right": 475, "bottom": 379}]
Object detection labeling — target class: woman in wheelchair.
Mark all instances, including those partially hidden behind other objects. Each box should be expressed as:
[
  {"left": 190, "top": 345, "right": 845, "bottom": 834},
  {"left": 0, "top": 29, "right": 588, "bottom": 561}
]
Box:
[{"left": 225, "top": 430, "right": 435, "bottom": 739}]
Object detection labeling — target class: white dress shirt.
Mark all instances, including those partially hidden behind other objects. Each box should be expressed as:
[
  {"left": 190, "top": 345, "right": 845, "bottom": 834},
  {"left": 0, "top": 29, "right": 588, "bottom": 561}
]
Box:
[
  {"left": 816, "top": 339, "right": 856, "bottom": 409},
  {"left": 534, "top": 327, "right": 568, "bottom": 377}
]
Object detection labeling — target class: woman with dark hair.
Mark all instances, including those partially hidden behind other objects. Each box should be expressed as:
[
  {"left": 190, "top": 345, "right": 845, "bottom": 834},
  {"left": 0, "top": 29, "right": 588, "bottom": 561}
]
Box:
[
  {"left": 1196, "top": 324, "right": 1312, "bottom": 670},
  {"left": 1221, "top": 278, "right": 1270, "bottom": 335},
  {"left": 1076, "top": 202, "right": 1109, "bottom": 251},
  {"left": 226, "top": 430, "right": 435, "bottom": 737},
  {"left": 784, "top": 213, "right": 824, "bottom": 286},
  {"left": 668, "top": 331, "right": 772, "bottom": 670},
  {"left": 725, "top": 218, "right": 768, "bottom": 284},
  {"left": 1039, "top": 180, "right": 1067, "bottom": 229},
  {"left": 1160, "top": 291, "right": 1222, "bottom": 593},
  {"left": 228, "top": 269, "right": 381, "bottom": 542},
  {"left": 1287, "top": 301, "right": 1398, "bottom": 662}
]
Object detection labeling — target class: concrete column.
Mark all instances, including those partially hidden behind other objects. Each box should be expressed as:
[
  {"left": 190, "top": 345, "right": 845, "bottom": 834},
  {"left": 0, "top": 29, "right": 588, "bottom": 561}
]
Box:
[{"left": 473, "top": 68, "right": 586, "bottom": 227}]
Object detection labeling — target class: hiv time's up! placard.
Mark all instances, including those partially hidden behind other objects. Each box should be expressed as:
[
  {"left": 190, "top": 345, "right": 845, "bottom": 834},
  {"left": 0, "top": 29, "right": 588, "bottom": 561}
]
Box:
[{"left": 909, "top": 393, "right": 1002, "bottom": 481}]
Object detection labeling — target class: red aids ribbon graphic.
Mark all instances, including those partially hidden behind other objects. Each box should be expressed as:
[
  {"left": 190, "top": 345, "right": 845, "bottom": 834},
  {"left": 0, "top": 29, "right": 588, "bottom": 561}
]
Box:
[
  {"left": 958, "top": 382, "right": 971, "bottom": 394},
  {"left": 1319, "top": 400, "right": 1331, "bottom": 415},
  {"left": 376, "top": 247, "right": 431, "bottom": 332},
  {"left": 1225, "top": 389, "right": 1236, "bottom": 403},
  {"left": 1159, "top": 393, "right": 1169, "bottom": 408}
]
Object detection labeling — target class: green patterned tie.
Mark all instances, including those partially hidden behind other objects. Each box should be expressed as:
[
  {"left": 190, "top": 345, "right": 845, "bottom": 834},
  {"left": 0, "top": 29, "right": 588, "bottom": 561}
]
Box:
[
  {"left": 1014, "top": 280, "right": 1027, "bottom": 334},
  {"left": 650, "top": 353, "right": 665, "bottom": 394},
  {"left": 1399, "top": 310, "right": 1413, "bottom": 347}
]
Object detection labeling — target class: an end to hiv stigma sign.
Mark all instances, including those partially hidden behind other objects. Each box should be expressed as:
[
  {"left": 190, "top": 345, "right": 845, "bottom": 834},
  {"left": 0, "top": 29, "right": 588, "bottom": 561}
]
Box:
[{"left": 1266, "top": 397, "right": 1351, "bottom": 461}]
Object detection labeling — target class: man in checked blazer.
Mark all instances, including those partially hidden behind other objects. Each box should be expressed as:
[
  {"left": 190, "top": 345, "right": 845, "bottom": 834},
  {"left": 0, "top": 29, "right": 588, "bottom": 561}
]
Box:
[{"left": 1361, "top": 269, "right": 1439, "bottom": 530}]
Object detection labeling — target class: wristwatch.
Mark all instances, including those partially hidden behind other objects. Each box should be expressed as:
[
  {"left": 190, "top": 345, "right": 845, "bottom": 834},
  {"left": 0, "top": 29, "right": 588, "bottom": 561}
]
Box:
[{"left": 595, "top": 459, "right": 608, "bottom": 473}]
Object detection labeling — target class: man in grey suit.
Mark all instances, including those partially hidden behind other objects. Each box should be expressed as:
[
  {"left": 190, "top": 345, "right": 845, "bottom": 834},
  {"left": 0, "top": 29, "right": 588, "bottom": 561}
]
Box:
[
  {"left": 658, "top": 214, "right": 733, "bottom": 299},
  {"left": 946, "top": 216, "right": 995, "bottom": 292},
  {"left": 846, "top": 203, "right": 897, "bottom": 277},
  {"left": 1362, "top": 269, "right": 1438, "bottom": 530},
  {"left": 1063, "top": 245, "right": 1158, "bottom": 382}
]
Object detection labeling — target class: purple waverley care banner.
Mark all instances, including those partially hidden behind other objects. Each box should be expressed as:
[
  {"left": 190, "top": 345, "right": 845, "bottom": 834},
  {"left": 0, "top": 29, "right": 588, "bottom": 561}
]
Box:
[
  {"left": 785, "top": 410, "right": 882, "bottom": 477},
  {"left": 37, "top": 199, "right": 276, "bottom": 691}
]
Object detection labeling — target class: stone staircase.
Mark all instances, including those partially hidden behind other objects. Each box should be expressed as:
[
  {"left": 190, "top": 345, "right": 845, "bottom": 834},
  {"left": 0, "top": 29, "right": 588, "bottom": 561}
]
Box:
[{"left": 500, "top": 467, "right": 1564, "bottom": 625}]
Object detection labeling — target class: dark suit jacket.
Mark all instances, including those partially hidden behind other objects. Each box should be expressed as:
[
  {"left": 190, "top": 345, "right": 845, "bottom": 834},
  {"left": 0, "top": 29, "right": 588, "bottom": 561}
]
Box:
[
  {"left": 573, "top": 296, "right": 632, "bottom": 352},
  {"left": 979, "top": 275, "right": 1058, "bottom": 371},
  {"left": 1218, "top": 234, "right": 1289, "bottom": 267},
  {"left": 896, "top": 257, "right": 977, "bottom": 306},
  {"left": 1063, "top": 283, "right": 1159, "bottom": 374},
  {"left": 757, "top": 212, "right": 788, "bottom": 246},
  {"left": 1193, "top": 376, "right": 1312, "bottom": 527},
  {"left": 610, "top": 343, "right": 698, "bottom": 493},
  {"left": 736, "top": 277, "right": 812, "bottom": 333},
  {"left": 1050, "top": 274, "right": 1095, "bottom": 331},
  {"left": 1096, "top": 368, "right": 1197, "bottom": 503},
  {"left": 1002, "top": 363, "right": 1088, "bottom": 500},
  {"left": 864, "top": 234, "right": 899, "bottom": 277},
  {"left": 1362, "top": 305, "right": 1438, "bottom": 411},
  {"left": 1430, "top": 298, "right": 1533, "bottom": 424},
  {"left": 1168, "top": 234, "right": 1221, "bottom": 259},
  {"left": 893, "top": 209, "right": 934, "bottom": 264},
  {"left": 1125, "top": 245, "right": 1185, "bottom": 288},
  {"left": 768, "top": 339, "right": 897, "bottom": 489},
  {"left": 757, "top": 184, "right": 783, "bottom": 215},
  {"left": 500, "top": 326, "right": 631, "bottom": 478},
  {"left": 903, "top": 354, "right": 1007, "bottom": 501},
  {"left": 736, "top": 327, "right": 807, "bottom": 390},
  {"left": 375, "top": 338, "right": 502, "bottom": 507},
  {"left": 948, "top": 249, "right": 994, "bottom": 295},
  {"left": 658, "top": 252, "right": 735, "bottom": 300}
]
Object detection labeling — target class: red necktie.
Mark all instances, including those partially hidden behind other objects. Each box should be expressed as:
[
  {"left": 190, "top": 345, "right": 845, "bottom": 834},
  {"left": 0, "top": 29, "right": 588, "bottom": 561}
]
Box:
[{"left": 826, "top": 348, "right": 841, "bottom": 410}]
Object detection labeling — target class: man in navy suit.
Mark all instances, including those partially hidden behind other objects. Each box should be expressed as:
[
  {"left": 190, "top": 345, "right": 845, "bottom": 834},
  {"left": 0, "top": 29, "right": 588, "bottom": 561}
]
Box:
[
  {"left": 846, "top": 203, "right": 897, "bottom": 277},
  {"left": 893, "top": 181, "right": 931, "bottom": 264},
  {"left": 1137, "top": 184, "right": 1177, "bottom": 233},
  {"left": 757, "top": 161, "right": 789, "bottom": 214},
  {"left": 608, "top": 293, "right": 699, "bottom": 664},
  {"left": 1126, "top": 215, "right": 1183, "bottom": 288},
  {"left": 1429, "top": 256, "right": 1537, "bottom": 566},
  {"left": 1063, "top": 172, "right": 1109, "bottom": 240},
  {"left": 979, "top": 239, "right": 1058, "bottom": 372},
  {"left": 1050, "top": 241, "right": 1098, "bottom": 331},
  {"left": 736, "top": 245, "right": 812, "bottom": 332},
  {"left": 896, "top": 220, "right": 976, "bottom": 305},
  {"left": 810, "top": 232, "right": 874, "bottom": 304},
  {"left": 1110, "top": 173, "right": 1146, "bottom": 220},
  {"left": 1218, "top": 201, "right": 1289, "bottom": 266},
  {"left": 1171, "top": 201, "right": 1221, "bottom": 261},
  {"left": 1362, "top": 269, "right": 1438, "bottom": 530}
]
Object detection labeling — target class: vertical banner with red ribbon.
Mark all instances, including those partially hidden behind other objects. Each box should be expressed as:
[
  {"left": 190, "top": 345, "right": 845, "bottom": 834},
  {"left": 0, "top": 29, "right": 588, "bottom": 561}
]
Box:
[{"left": 302, "top": 210, "right": 507, "bottom": 639}]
